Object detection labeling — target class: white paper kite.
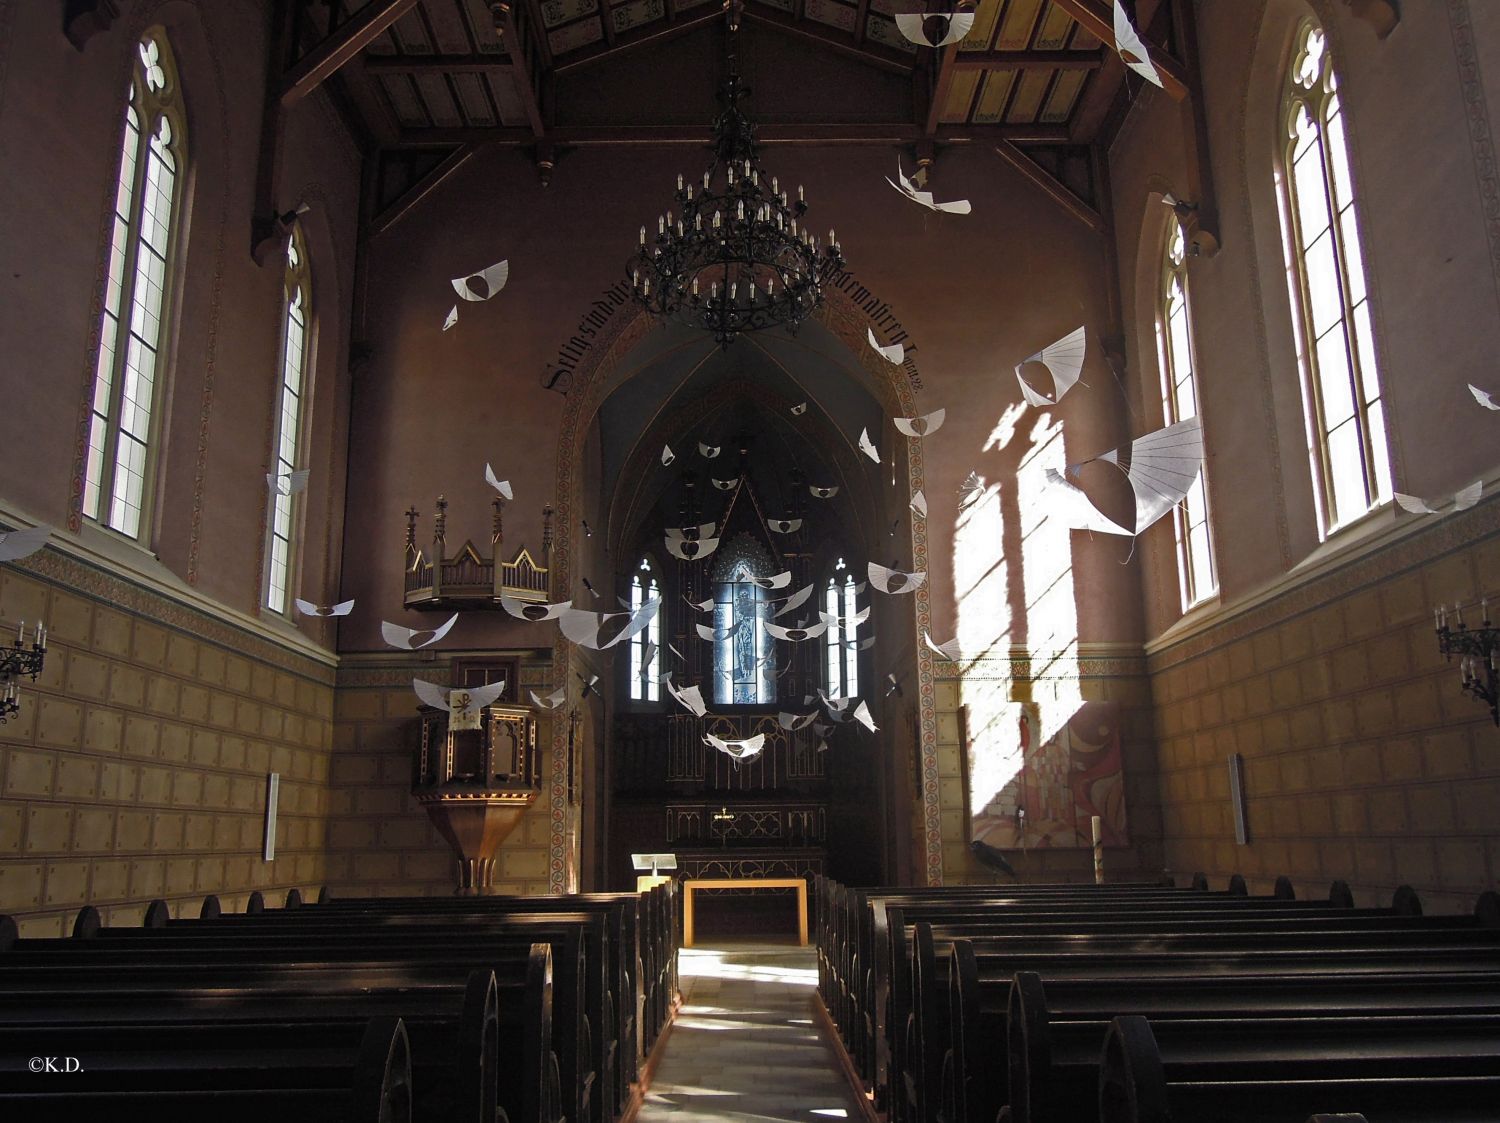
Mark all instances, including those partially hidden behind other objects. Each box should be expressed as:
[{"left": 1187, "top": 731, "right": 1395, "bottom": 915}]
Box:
[
  {"left": 442, "top": 305, "right": 458, "bottom": 332},
  {"left": 1079, "top": 415, "right": 1205, "bottom": 535},
  {"left": 1112, "top": 0, "right": 1163, "bottom": 87},
  {"left": 293, "top": 598, "right": 354, "bottom": 618},
  {"left": 924, "top": 632, "right": 962, "bottom": 662},
  {"left": 666, "top": 522, "right": 718, "bottom": 541},
  {"left": 267, "top": 468, "right": 310, "bottom": 496},
  {"left": 451, "top": 259, "right": 509, "bottom": 301},
  {"left": 810, "top": 485, "right": 840, "bottom": 499},
  {"left": 768, "top": 519, "right": 803, "bottom": 534},
  {"left": 413, "top": 676, "right": 507, "bottom": 717},
  {"left": 484, "top": 463, "right": 513, "bottom": 500},
  {"left": 772, "top": 583, "right": 816, "bottom": 619},
  {"left": 867, "top": 327, "right": 904, "bottom": 365},
  {"left": 778, "top": 710, "right": 821, "bottom": 731},
  {"left": 694, "top": 622, "right": 725, "bottom": 643},
  {"left": 751, "top": 571, "right": 793, "bottom": 591},
  {"left": 638, "top": 643, "right": 657, "bottom": 680},
  {"left": 0, "top": 524, "right": 50, "bottom": 562},
  {"left": 705, "top": 732, "right": 765, "bottom": 761},
  {"left": 500, "top": 594, "right": 572, "bottom": 621},
  {"left": 895, "top": 410, "right": 946, "bottom": 438},
  {"left": 1016, "top": 326, "right": 1086, "bottom": 407},
  {"left": 818, "top": 690, "right": 852, "bottom": 716},
  {"left": 381, "top": 613, "right": 459, "bottom": 650},
  {"left": 667, "top": 679, "right": 708, "bottom": 717},
  {"left": 791, "top": 402, "right": 808, "bottom": 416},
  {"left": 887, "top": 160, "right": 972, "bottom": 215},
  {"left": 662, "top": 444, "right": 676, "bottom": 466},
  {"left": 958, "top": 471, "right": 984, "bottom": 511},
  {"left": 1469, "top": 384, "right": 1500, "bottom": 410},
  {"left": 558, "top": 597, "right": 659, "bottom": 650},
  {"left": 844, "top": 635, "right": 877, "bottom": 651},
  {"left": 852, "top": 700, "right": 879, "bottom": 732},
  {"left": 698, "top": 443, "right": 721, "bottom": 459},
  {"left": 529, "top": 685, "right": 568, "bottom": 710},
  {"left": 1042, "top": 469, "right": 1135, "bottom": 536},
  {"left": 666, "top": 536, "right": 720, "bottom": 561},
  {"left": 765, "top": 619, "right": 830, "bottom": 641},
  {"left": 868, "top": 562, "right": 927, "bottom": 594},
  {"left": 858, "top": 428, "right": 880, "bottom": 464},
  {"left": 819, "top": 603, "right": 871, "bottom": 629},
  {"left": 1395, "top": 481, "right": 1483, "bottom": 515},
  {"left": 910, "top": 491, "right": 928, "bottom": 519},
  {"left": 711, "top": 478, "right": 738, "bottom": 491},
  {"left": 893, "top": 10, "right": 975, "bottom": 48},
  {"left": 684, "top": 596, "right": 714, "bottom": 613}
]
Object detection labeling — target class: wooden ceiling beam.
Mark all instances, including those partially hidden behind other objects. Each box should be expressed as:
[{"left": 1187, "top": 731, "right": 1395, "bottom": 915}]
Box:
[
  {"left": 1048, "top": 0, "right": 1187, "bottom": 99},
  {"left": 742, "top": 8, "right": 915, "bottom": 76},
  {"left": 494, "top": 2, "right": 546, "bottom": 138},
  {"left": 370, "top": 144, "right": 480, "bottom": 236},
  {"left": 923, "top": 42, "right": 959, "bottom": 138},
  {"left": 280, "top": 0, "right": 419, "bottom": 108},
  {"left": 992, "top": 140, "right": 1104, "bottom": 232},
  {"left": 394, "top": 121, "right": 1071, "bottom": 146},
  {"left": 953, "top": 49, "right": 1106, "bottom": 71},
  {"left": 554, "top": 9, "right": 723, "bottom": 75},
  {"left": 363, "top": 53, "right": 513, "bottom": 75},
  {"left": 852, "top": 0, "right": 871, "bottom": 45},
  {"left": 1068, "top": 0, "right": 1161, "bottom": 143}
]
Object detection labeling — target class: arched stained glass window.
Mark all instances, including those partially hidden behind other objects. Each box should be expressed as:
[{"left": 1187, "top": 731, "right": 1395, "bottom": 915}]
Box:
[
  {"left": 823, "top": 558, "right": 861, "bottom": 696},
  {"left": 265, "top": 223, "right": 311, "bottom": 614},
  {"left": 628, "top": 556, "right": 661, "bottom": 701},
  {"left": 712, "top": 536, "right": 774, "bottom": 705},
  {"left": 1277, "top": 18, "right": 1391, "bottom": 535},
  {"left": 1157, "top": 220, "right": 1217, "bottom": 609},
  {"left": 83, "top": 30, "right": 186, "bottom": 539}
]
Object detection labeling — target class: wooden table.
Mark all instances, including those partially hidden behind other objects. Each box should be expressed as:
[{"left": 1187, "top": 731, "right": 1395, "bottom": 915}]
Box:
[{"left": 681, "top": 877, "right": 809, "bottom": 947}]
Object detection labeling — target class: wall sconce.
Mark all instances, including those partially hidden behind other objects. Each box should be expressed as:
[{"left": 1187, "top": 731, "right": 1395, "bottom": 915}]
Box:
[
  {"left": 1435, "top": 598, "right": 1500, "bottom": 725},
  {"left": 1, "top": 620, "right": 47, "bottom": 723}
]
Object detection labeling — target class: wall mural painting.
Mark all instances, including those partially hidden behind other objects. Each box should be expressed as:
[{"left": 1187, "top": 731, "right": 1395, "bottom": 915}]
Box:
[{"left": 969, "top": 700, "right": 1128, "bottom": 849}]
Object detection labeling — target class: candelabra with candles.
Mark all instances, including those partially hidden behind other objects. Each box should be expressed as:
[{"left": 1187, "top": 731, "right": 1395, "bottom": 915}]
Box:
[
  {"left": 1435, "top": 598, "right": 1500, "bottom": 725},
  {"left": 1, "top": 620, "right": 47, "bottom": 723}
]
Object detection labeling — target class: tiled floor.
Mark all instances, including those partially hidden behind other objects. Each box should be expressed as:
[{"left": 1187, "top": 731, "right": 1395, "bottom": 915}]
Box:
[{"left": 636, "top": 941, "right": 866, "bottom": 1121}]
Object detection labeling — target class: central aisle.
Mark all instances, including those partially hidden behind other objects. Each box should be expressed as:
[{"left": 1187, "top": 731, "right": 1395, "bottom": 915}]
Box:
[{"left": 636, "top": 942, "right": 866, "bottom": 1121}]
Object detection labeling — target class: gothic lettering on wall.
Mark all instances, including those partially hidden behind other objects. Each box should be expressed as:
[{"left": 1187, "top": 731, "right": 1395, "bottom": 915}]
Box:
[{"left": 539, "top": 281, "right": 633, "bottom": 394}]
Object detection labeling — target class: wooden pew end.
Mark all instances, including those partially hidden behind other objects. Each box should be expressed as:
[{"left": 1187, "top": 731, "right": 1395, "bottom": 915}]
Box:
[
  {"left": 1227, "top": 874, "right": 1248, "bottom": 896},
  {"left": 353, "top": 1016, "right": 414, "bottom": 1123},
  {"left": 285, "top": 888, "right": 304, "bottom": 909},
  {"left": 1392, "top": 885, "right": 1423, "bottom": 917},
  {"left": 1273, "top": 876, "right": 1296, "bottom": 901},
  {"left": 1190, "top": 872, "right": 1209, "bottom": 891},
  {"left": 246, "top": 891, "right": 265, "bottom": 914},
  {"left": 143, "top": 899, "right": 171, "bottom": 928},
  {"left": 1328, "top": 880, "right": 1354, "bottom": 909},
  {"left": 72, "top": 904, "right": 102, "bottom": 938},
  {"left": 1476, "top": 890, "right": 1500, "bottom": 929},
  {"left": 0, "top": 914, "right": 16, "bottom": 952},
  {"left": 1098, "top": 1016, "right": 1169, "bottom": 1123},
  {"left": 199, "top": 895, "right": 222, "bottom": 920}
]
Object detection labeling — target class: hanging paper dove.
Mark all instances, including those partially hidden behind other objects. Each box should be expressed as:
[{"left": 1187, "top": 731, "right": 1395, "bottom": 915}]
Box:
[
  {"left": 1112, "top": 0, "right": 1163, "bottom": 87},
  {"left": 529, "top": 685, "right": 568, "bottom": 710},
  {"left": 413, "top": 677, "right": 507, "bottom": 719},
  {"left": 500, "top": 594, "right": 572, "bottom": 621},
  {"left": 638, "top": 643, "right": 658, "bottom": 680},
  {"left": 893, "top": 10, "right": 976, "bottom": 48},
  {"left": 810, "top": 485, "right": 840, "bottom": 499},
  {"left": 887, "top": 160, "right": 972, "bottom": 215},
  {"left": 484, "top": 463, "right": 514, "bottom": 500},
  {"left": 768, "top": 519, "right": 803, "bottom": 533},
  {"left": 695, "top": 622, "right": 726, "bottom": 642},
  {"left": 867, "top": 327, "right": 904, "bottom": 365},
  {"left": 764, "top": 619, "right": 830, "bottom": 641},
  {"left": 267, "top": 468, "right": 310, "bottom": 496},
  {"left": 0, "top": 524, "right": 51, "bottom": 562},
  {"left": 1395, "top": 481, "right": 1483, "bottom": 515},
  {"left": 684, "top": 596, "right": 714, "bottom": 613},
  {"left": 662, "top": 444, "right": 676, "bottom": 466},
  {"left": 923, "top": 632, "right": 963, "bottom": 662},
  {"left": 666, "top": 536, "right": 720, "bottom": 561},
  {"left": 698, "top": 443, "right": 721, "bottom": 459},
  {"left": 705, "top": 732, "right": 765, "bottom": 761},
  {"left": 1085, "top": 415, "right": 1205, "bottom": 535},
  {"left": 772, "top": 583, "right": 816, "bottom": 619},
  {"left": 750, "top": 571, "right": 793, "bottom": 591},
  {"left": 578, "top": 673, "right": 602, "bottom": 699},
  {"left": 819, "top": 603, "right": 872, "bottom": 629},
  {"left": 558, "top": 597, "right": 659, "bottom": 650},
  {"left": 910, "top": 491, "right": 928, "bottom": 519},
  {"left": 858, "top": 428, "right": 881, "bottom": 464},
  {"left": 819, "top": 691, "right": 853, "bottom": 716},
  {"left": 666, "top": 522, "right": 718, "bottom": 541},
  {"left": 852, "top": 701, "right": 879, "bottom": 732},
  {"left": 1042, "top": 469, "right": 1136, "bottom": 536},
  {"left": 1016, "top": 326, "right": 1087, "bottom": 407},
  {"left": 381, "top": 613, "right": 459, "bottom": 650},
  {"left": 791, "top": 402, "right": 808, "bottom": 416},
  {"left": 958, "top": 471, "right": 984, "bottom": 511},
  {"left": 666, "top": 679, "right": 709, "bottom": 717},
  {"left": 868, "top": 562, "right": 927, "bottom": 594},
  {"left": 581, "top": 577, "right": 599, "bottom": 599},
  {"left": 1470, "top": 385, "right": 1500, "bottom": 411},
  {"left": 451, "top": 259, "right": 509, "bottom": 301},
  {"left": 293, "top": 598, "right": 355, "bottom": 618},
  {"left": 894, "top": 410, "right": 946, "bottom": 438},
  {"left": 884, "top": 673, "right": 903, "bottom": 698},
  {"left": 778, "top": 710, "right": 821, "bottom": 731},
  {"left": 711, "top": 478, "right": 739, "bottom": 491},
  {"left": 442, "top": 305, "right": 458, "bottom": 332},
  {"left": 844, "top": 636, "right": 877, "bottom": 651}
]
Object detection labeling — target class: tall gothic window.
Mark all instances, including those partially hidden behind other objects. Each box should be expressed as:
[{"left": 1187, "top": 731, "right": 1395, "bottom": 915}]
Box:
[
  {"left": 1157, "top": 221, "right": 1217, "bottom": 609},
  {"left": 264, "top": 224, "right": 311, "bottom": 614},
  {"left": 823, "top": 558, "right": 861, "bottom": 696},
  {"left": 84, "top": 30, "right": 186, "bottom": 539},
  {"left": 712, "top": 537, "right": 774, "bottom": 705},
  {"left": 628, "top": 556, "right": 661, "bottom": 702},
  {"left": 1277, "top": 19, "right": 1391, "bottom": 535}
]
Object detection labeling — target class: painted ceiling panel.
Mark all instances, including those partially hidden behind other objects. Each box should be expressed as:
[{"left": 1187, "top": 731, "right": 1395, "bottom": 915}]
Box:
[
  {"left": 959, "top": 0, "right": 1002, "bottom": 51},
  {"left": 805, "top": 0, "right": 858, "bottom": 34},
  {"left": 392, "top": 7, "right": 434, "bottom": 51},
  {"left": 460, "top": 0, "right": 508, "bottom": 50},
  {"left": 548, "top": 17, "right": 605, "bottom": 54},
  {"left": 865, "top": 16, "right": 917, "bottom": 54},
  {"left": 940, "top": 69, "right": 982, "bottom": 124},
  {"left": 1005, "top": 68, "right": 1050, "bottom": 122},
  {"left": 1033, "top": 3, "right": 1076, "bottom": 50},
  {"left": 414, "top": 73, "right": 463, "bottom": 126},
  {"left": 996, "top": 0, "right": 1044, "bottom": 50},
  {"left": 752, "top": 0, "right": 797, "bottom": 12},
  {"left": 972, "top": 69, "right": 1016, "bottom": 124},
  {"left": 1039, "top": 68, "right": 1086, "bottom": 123},
  {"left": 422, "top": 0, "right": 476, "bottom": 52},
  {"left": 453, "top": 72, "right": 497, "bottom": 126},
  {"left": 380, "top": 74, "right": 430, "bottom": 127},
  {"left": 484, "top": 70, "right": 527, "bottom": 125},
  {"left": 613, "top": 0, "right": 667, "bottom": 35},
  {"left": 540, "top": 0, "right": 600, "bottom": 30}
]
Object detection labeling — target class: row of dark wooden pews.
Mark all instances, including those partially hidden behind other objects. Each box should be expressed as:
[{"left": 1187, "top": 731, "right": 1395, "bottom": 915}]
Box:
[
  {"left": 0, "top": 881, "right": 680, "bottom": 1122},
  {"left": 814, "top": 874, "right": 1500, "bottom": 1123}
]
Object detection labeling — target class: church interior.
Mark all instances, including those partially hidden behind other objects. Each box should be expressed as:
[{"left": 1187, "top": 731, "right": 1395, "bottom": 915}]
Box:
[{"left": 3, "top": 0, "right": 1500, "bottom": 1119}]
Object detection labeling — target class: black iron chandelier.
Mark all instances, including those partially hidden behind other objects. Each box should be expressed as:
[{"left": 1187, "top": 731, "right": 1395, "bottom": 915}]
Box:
[{"left": 626, "top": 25, "right": 846, "bottom": 348}]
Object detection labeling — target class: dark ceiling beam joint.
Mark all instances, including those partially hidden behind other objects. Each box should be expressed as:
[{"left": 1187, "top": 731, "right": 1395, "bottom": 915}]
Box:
[
  {"left": 1049, "top": 0, "right": 1188, "bottom": 99},
  {"left": 1068, "top": 0, "right": 1161, "bottom": 144},
  {"left": 494, "top": 2, "right": 547, "bottom": 140},
  {"left": 991, "top": 140, "right": 1105, "bottom": 233},
  {"left": 1170, "top": 0, "right": 1219, "bottom": 256},
  {"left": 553, "top": 9, "right": 726, "bottom": 74},
  {"left": 363, "top": 54, "right": 514, "bottom": 74},
  {"left": 279, "top": 0, "right": 419, "bottom": 108},
  {"left": 741, "top": 8, "right": 914, "bottom": 76},
  {"left": 394, "top": 122, "right": 1072, "bottom": 146},
  {"left": 953, "top": 49, "right": 1106, "bottom": 71},
  {"left": 370, "top": 144, "right": 480, "bottom": 236}
]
